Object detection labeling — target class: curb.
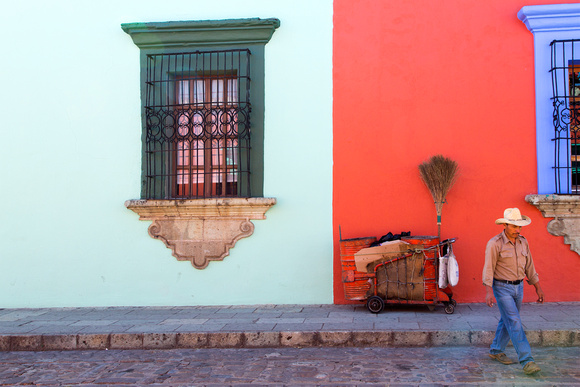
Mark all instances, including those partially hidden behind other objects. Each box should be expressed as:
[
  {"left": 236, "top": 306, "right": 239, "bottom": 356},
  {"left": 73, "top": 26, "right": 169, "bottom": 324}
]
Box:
[{"left": 1, "top": 329, "right": 579, "bottom": 351}]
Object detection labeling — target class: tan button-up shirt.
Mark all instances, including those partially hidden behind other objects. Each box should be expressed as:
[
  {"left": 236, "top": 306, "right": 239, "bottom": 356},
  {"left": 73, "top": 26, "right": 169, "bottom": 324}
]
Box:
[{"left": 482, "top": 230, "right": 539, "bottom": 287}]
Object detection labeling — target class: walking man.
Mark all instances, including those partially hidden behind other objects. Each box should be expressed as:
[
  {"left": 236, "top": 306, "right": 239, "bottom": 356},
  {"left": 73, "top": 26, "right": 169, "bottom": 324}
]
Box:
[{"left": 482, "top": 208, "right": 545, "bottom": 375}]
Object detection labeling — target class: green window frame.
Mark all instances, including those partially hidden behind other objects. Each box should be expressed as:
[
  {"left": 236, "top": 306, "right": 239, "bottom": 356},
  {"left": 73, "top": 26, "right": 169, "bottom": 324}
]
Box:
[{"left": 122, "top": 18, "right": 280, "bottom": 199}]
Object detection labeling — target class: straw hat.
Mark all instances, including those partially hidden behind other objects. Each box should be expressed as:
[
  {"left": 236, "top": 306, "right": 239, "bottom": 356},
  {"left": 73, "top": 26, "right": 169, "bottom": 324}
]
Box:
[{"left": 495, "top": 208, "right": 531, "bottom": 226}]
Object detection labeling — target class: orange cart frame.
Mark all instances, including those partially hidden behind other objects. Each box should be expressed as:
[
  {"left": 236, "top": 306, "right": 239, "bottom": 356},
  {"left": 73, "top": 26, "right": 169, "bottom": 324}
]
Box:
[{"left": 340, "top": 235, "right": 457, "bottom": 314}]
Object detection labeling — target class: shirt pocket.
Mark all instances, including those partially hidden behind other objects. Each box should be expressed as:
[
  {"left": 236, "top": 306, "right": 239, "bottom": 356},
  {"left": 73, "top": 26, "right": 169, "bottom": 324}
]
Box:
[{"left": 499, "top": 250, "right": 513, "bottom": 258}]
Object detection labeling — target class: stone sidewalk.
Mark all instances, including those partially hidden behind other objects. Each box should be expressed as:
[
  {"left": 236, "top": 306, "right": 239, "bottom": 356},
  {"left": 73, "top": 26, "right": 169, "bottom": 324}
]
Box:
[{"left": 0, "top": 302, "right": 579, "bottom": 351}]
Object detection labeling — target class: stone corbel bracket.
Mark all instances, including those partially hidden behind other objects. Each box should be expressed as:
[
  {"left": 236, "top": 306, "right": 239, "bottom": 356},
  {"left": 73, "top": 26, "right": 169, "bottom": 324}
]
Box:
[
  {"left": 525, "top": 194, "right": 580, "bottom": 255},
  {"left": 125, "top": 198, "right": 276, "bottom": 269}
]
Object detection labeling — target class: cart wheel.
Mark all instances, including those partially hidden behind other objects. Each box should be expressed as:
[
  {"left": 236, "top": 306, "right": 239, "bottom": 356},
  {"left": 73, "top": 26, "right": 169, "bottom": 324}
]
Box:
[
  {"left": 367, "top": 296, "right": 384, "bottom": 314},
  {"left": 451, "top": 299, "right": 457, "bottom": 307},
  {"left": 444, "top": 303, "right": 455, "bottom": 314}
]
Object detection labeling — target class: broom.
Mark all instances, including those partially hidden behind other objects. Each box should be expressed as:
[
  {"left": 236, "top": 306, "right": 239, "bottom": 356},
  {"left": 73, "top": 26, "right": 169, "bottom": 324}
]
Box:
[{"left": 418, "top": 155, "right": 458, "bottom": 241}]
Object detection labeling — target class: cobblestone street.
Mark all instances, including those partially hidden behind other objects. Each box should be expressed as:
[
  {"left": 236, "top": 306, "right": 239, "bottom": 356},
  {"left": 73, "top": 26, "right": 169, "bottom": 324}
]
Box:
[{"left": 0, "top": 346, "right": 578, "bottom": 386}]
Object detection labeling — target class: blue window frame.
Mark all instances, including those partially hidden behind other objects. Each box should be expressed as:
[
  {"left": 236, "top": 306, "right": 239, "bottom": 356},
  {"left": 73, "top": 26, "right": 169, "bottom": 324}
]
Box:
[{"left": 519, "top": 4, "right": 580, "bottom": 194}]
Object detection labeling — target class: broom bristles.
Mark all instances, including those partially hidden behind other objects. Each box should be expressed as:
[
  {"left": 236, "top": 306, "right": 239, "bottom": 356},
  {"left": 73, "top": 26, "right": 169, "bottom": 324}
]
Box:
[{"left": 419, "top": 155, "right": 458, "bottom": 212}]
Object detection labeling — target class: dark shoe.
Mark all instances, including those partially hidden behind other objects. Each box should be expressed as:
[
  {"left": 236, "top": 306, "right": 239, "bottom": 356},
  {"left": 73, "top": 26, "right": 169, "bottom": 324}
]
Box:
[
  {"left": 523, "top": 361, "right": 541, "bottom": 375},
  {"left": 489, "top": 353, "right": 515, "bottom": 365}
]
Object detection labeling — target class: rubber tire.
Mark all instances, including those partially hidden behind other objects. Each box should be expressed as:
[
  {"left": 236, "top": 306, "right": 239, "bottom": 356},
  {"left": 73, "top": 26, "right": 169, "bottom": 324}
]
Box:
[
  {"left": 367, "top": 296, "right": 384, "bottom": 314},
  {"left": 444, "top": 303, "right": 455, "bottom": 314}
]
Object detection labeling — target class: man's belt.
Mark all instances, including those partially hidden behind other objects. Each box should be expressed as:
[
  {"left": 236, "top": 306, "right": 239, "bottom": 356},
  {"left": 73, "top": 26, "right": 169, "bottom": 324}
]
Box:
[{"left": 494, "top": 278, "right": 523, "bottom": 285}]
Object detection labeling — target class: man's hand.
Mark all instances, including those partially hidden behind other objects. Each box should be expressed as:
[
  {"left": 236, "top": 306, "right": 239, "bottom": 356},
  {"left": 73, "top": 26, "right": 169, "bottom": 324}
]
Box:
[
  {"left": 485, "top": 285, "right": 495, "bottom": 307},
  {"left": 534, "top": 282, "right": 545, "bottom": 303}
]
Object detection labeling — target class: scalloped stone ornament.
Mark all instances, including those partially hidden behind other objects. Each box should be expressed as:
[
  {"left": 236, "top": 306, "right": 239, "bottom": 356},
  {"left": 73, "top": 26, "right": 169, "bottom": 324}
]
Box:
[
  {"left": 526, "top": 194, "right": 580, "bottom": 255},
  {"left": 125, "top": 198, "right": 276, "bottom": 269}
]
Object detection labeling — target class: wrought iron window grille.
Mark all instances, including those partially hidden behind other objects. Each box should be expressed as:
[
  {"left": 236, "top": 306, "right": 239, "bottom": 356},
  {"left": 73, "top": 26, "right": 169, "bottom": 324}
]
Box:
[
  {"left": 551, "top": 39, "right": 580, "bottom": 194},
  {"left": 143, "top": 49, "right": 252, "bottom": 199}
]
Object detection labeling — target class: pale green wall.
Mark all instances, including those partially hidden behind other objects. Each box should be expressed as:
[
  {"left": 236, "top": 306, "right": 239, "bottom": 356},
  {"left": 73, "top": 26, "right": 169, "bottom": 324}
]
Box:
[{"left": 0, "top": 0, "right": 333, "bottom": 307}]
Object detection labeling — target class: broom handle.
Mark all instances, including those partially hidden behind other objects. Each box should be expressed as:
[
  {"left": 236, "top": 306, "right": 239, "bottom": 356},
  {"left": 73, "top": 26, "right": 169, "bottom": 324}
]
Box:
[{"left": 437, "top": 207, "right": 442, "bottom": 241}]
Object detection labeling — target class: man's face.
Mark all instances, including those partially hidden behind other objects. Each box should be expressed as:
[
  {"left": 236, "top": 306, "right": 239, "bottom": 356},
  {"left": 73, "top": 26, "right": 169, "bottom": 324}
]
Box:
[{"left": 504, "top": 223, "right": 522, "bottom": 240}]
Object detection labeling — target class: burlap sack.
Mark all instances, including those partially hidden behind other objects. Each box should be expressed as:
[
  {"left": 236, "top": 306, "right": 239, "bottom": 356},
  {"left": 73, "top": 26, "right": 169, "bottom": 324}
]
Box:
[{"left": 373, "top": 251, "right": 425, "bottom": 301}]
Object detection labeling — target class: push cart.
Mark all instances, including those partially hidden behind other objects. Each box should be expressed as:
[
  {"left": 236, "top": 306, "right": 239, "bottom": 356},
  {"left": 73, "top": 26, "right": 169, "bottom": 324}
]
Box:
[{"left": 340, "top": 235, "right": 457, "bottom": 314}]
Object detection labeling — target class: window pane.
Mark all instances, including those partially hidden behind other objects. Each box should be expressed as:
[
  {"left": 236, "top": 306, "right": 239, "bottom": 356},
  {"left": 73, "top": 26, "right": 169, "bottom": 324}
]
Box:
[
  {"left": 177, "top": 170, "right": 189, "bottom": 185},
  {"left": 212, "top": 139, "right": 222, "bottom": 166},
  {"left": 227, "top": 79, "right": 238, "bottom": 103},
  {"left": 177, "top": 80, "right": 189, "bottom": 105},
  {"left": 178, "top": 113, "right": 189, "bottom": 136},
  {"left": 209, "top": 110, "right": 219, "bottom": 135},
  {"left": 226, "top": 139, "right": 238, "bottom": 165},
  {"left": 193, "top": 140, "right": 204, "bottom": 166},
  {"left": 192, "top": 112, "right": 203, "bottom": 136},
  {"left": 226, "top": 108, "right": 237, "bottom": 135},
  {"left": 177, "top": 141, "right": 189, "bottom": 166},
  {"left": 211, "top": 79, "right": 224, "bottom": 104},
  {"left": 194, "top": 80, "right": 204, "bottom": 104},
  {"left": 227, "top": 171, "right": 237, "bottom": 182},
  {"left": 192, "top": 171, "right": 204, "bottom": 183}
]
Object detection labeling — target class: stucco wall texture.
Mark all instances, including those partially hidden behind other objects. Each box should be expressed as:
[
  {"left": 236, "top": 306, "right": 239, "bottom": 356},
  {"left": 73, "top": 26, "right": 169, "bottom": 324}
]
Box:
[
  {"left": 333, "top": 0, "right": 580, "bottom": 304},
  {"left": 0, "top": 0, "right": 333, "bottom": 307}
]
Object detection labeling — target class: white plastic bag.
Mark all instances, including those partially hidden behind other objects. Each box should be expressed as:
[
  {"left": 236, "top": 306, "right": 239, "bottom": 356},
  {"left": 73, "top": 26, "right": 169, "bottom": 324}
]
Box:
[
  {"left": 447, "top": 246, "right": 459, "bottom": 287},
  {"left": 438, "top": 250, "right": 449, "bottom": 289}
]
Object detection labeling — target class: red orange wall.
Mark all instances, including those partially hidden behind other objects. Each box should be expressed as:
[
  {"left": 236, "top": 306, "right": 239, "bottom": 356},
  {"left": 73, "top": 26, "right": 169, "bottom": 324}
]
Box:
[{"left": 333, "top": 0, "right": 580, "bottom": 304}]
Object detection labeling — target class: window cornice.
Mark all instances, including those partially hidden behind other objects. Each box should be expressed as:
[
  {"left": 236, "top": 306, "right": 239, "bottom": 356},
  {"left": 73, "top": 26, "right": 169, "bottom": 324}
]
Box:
[
  {"left": 121, "top": 18, "right": 280, "bottom": 49},
  {"left": 518, "top": 4, "right": 580, "bottom": 33}
]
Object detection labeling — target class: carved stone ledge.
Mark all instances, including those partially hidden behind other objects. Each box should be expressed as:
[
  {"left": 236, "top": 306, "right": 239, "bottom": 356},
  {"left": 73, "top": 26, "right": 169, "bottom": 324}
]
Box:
[
  {"left": 525, "top": 194, "right": 580, "bottom": 255},
  {"left": 125, "top": 198, "right": 276, "bottom": 269}
]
